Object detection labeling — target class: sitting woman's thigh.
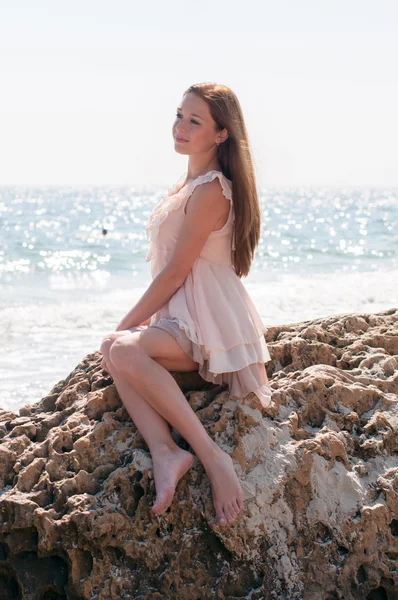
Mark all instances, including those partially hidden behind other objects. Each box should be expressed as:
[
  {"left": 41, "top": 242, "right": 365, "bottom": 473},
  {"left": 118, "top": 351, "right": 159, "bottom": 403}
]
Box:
[{"left": 110, "top": 325, "right": 199, "bottom": 373}]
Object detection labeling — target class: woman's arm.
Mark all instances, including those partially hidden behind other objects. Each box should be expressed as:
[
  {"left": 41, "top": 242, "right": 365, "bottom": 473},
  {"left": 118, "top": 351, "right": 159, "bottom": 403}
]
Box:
[
  {"left": 115, "top": 267, "right": 183, "bottom": 331},
  {"left": 117, "top": 177, "right": 228, "bottom": 332}
]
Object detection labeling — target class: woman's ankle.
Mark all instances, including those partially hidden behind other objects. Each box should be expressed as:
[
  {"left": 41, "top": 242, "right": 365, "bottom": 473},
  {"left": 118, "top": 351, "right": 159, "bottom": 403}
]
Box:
[
  {"left": 198, "top": 439, "right": 224, "bottom": 470},
  {"left": 150, "top": 440, "right": 181, "bottom": 456}
]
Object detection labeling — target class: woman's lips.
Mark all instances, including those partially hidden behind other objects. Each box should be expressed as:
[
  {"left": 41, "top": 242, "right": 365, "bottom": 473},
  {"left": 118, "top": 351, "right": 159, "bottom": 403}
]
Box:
[{"left": 175, "top": 137, "right": 188, "bottom": 142}]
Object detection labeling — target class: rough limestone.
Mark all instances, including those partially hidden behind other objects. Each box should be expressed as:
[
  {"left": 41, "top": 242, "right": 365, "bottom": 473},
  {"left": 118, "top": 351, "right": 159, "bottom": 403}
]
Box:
[{"left": 0, "top": 308, "right": 397, "bottom": 600}]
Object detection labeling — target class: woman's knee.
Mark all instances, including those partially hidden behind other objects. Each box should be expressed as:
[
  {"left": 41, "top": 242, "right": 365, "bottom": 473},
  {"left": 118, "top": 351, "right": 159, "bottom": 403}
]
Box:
[
  {"left": 109, "top": 334, "right": 143, "bottom": 371},
  {"left": 100, "top": 337, "right": 114, "bottom": 360},
  {"left": 100, "top": 330, "right": 134, "bottom": 354}
]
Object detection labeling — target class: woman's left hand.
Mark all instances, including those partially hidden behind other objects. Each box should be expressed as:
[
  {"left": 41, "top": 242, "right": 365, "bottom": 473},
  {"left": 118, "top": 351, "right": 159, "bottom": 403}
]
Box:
[{"left": 101, "top": 356, "right": 111, "bottom": 374}]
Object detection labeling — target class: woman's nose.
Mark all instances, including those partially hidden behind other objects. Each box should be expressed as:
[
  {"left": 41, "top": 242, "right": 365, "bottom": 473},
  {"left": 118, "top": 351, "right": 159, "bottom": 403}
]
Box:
[{"left": 176, "top": 118, "right": 188, "bottom": 131}]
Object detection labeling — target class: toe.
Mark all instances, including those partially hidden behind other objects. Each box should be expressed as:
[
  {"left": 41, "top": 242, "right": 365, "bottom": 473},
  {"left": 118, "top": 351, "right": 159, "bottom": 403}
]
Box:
[
  {"left": 152, "top": 500, "right": 163, "bottom": 514},
  {"left": 230, "top": 501, "right": 239, "bottom": 519},
  {"left": 152, "top": 489, "right": 173, "bottom": 514},
  {"left": 216, "top": 506, "right": 228, "bottom": 526},
  {"left": 224, "top": 503, "right": 236, "bottom": 523},
  {"left": 232, "top": 498, "right": 241, "bottom": 515},
  {"left": 227, "top": 501, "right": 237, "bottom": 520}
]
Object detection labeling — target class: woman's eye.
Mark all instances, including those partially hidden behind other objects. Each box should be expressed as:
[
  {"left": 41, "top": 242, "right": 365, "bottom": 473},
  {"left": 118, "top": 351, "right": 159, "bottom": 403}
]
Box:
[{"left": 175, "top": 113, "right": 199, "bottom": 125}]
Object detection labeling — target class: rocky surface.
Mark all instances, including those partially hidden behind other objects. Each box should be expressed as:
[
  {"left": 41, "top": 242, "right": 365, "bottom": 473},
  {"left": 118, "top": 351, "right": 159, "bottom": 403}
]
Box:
[{"left": 0, "top": 307, "right": 397, "bottom": 600}]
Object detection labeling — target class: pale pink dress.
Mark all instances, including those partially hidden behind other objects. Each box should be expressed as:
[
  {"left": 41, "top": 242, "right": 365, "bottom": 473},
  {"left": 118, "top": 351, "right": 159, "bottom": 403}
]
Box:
[{"left": 144, "top": 169, "right": 273, "bottom": 408}]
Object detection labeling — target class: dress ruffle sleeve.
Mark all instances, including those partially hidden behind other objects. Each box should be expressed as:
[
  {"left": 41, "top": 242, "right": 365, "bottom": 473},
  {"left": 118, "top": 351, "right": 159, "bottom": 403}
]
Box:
[{"left": 146, "top": 170, "right": 235, "bottom": 262}]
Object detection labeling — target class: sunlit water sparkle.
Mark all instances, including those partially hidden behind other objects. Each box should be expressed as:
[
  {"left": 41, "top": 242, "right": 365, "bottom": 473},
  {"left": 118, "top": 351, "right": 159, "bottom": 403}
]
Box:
[{"left": 1, "top": 183, "right": 397, "bottom": 411}]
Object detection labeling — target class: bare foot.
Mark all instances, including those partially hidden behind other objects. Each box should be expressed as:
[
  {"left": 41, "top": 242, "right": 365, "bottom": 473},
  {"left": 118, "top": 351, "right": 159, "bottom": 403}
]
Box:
[
  {"left": 205, "top": 449, "right": 244, "bottom": 526},
  {"left": 150, "top": 445, "right": 195, "bottom": 515}
]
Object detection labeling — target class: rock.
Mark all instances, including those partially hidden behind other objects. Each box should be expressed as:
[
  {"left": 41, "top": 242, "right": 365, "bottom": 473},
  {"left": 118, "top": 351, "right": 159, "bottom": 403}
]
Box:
[{"left": 0, "top": 307, "right": 397, "bottom": 599}]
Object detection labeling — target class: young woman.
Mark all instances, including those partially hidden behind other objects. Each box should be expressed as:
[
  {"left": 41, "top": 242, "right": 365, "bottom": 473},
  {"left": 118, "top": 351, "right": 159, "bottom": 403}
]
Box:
[{"left": 100, "top": 82, "right": 273, "bottom": 527}]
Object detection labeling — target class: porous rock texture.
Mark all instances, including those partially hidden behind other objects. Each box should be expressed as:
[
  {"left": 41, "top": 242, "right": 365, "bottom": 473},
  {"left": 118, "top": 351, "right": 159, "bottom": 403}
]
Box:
[{"left": 0, "top": 308, "right": 397, "bottom": 600}]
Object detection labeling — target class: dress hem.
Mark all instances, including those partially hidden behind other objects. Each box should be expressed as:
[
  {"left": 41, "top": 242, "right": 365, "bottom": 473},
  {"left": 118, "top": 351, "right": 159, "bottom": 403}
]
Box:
[{"left": 150, "top": 317, "right": 273, "bottom": 407}]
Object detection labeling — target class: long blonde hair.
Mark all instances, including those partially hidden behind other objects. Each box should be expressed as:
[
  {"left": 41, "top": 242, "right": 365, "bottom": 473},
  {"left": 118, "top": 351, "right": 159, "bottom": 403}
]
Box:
[{"left": 184, "top": 82, "right": 261, "bottom": 278}]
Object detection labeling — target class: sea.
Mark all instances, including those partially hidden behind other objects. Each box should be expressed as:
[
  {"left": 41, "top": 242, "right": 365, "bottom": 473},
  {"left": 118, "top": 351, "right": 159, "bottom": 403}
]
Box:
[{"left": 1, "top": 182, "right": 397, "bottom": 413}]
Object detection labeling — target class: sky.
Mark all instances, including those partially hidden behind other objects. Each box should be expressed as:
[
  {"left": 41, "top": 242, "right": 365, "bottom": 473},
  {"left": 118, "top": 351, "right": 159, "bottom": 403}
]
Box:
[{"left": 0, "top": 0, "right": 397, "bottom": 187}]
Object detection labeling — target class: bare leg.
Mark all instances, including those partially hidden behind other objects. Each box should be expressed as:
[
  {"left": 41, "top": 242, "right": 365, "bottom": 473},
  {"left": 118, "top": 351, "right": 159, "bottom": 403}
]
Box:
[
  {"left": 109, "top": 335, "right": 244, "bottom": 525},
  {"left": 101, "top": 338, "right": 194, "bottom": 514}
]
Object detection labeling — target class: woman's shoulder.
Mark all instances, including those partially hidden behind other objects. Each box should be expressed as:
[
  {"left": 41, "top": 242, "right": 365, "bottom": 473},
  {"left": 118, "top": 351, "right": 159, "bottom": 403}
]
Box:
[
  {"left": 173, "top": 169, "right": 232, "bottom": 200},
  {"left": 200, "top": 170, "right": 233, "bottom": 195}
]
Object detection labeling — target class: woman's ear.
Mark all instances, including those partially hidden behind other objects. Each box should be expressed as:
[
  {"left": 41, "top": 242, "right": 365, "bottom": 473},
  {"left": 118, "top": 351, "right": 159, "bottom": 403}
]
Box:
[{"left": 217, "top": 129, "right": 229, "bottom": 144}]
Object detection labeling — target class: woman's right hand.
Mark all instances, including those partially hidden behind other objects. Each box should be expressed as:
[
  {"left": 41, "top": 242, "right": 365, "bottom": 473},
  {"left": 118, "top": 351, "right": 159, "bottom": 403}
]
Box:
[
  {"left": 115, "top": 317, "right": 151, "bottom": 332},
  {"left": 139, "top": 317, "right": 152, "bottom": 327},
  {"left": 101, "top": 355, "right": 111, "bottom": 374}
]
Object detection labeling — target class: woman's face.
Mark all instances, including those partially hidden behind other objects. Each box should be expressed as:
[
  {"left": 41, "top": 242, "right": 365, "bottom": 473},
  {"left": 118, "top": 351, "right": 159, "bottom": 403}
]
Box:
[{"left": 172, "top": 92, "right": 224, "bottom": 155}]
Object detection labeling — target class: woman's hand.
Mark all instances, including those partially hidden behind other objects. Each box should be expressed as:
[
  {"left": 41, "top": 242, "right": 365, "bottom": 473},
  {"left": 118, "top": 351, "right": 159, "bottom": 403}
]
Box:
[
  {"left": 140, "top": 317, "right": 152, "bottom": 326},
  {"left": 115, "top": 318, "right": 151, "bottom": 332},
  {"left": 101, "top": 355, "right": 111, "bottom": 374}
]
